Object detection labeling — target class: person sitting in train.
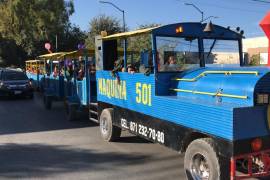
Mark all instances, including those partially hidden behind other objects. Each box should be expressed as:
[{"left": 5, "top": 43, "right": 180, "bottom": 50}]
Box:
[
  {"left": 89, "top": 61, "right": 96, "bottom": 74},
  {"left": 77, "top": 64, "right": 84, "bottom": 80},
  {"left": 165, "top": 56, "right": 180, "bottom": 71},
  {"left": 111, "top": 59, "right": 123, "bottom": 77},
  {"left": 139, "top": 52, "right": 153, "bottom": 76},
  {"left": 127, "top": 64, "right": 136, "bottom": 74},
  {"left": 53, "top": 66, "right": 58, "bottom": 78},
  {"left": 37, "top": 67, "right": 40, "bottom": 74},
  {"left": 60, "top": 66, "right": 65, "bottom": 76}
]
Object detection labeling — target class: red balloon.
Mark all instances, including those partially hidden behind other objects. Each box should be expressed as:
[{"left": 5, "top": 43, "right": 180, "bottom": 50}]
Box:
[{"left": 45, "top": 43, "right": 51, "bottom": 50}]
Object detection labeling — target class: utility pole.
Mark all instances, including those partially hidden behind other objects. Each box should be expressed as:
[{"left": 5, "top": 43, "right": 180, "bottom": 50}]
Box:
[{"left": 99, "top": 1, "right": 126, "bottom": 32}]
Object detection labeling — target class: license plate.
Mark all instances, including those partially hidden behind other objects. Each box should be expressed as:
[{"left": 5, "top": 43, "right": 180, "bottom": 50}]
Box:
[{"left": 14, "top": 91, "right": 22, "bottom": 95}]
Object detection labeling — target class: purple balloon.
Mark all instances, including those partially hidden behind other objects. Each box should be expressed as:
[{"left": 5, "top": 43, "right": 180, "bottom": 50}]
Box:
[{"left": 77, "top": 43, "right": 86, "bottom": 50}]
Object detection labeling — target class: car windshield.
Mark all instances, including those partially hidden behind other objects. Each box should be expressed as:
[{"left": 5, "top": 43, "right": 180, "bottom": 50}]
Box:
[
  {"left": 156, "top": 36, "right": 200, "bottom": 72},
  {"left": 3, "top": 71, "right": 28, "bottom": 81},
  {"left": 204, "top": 39, "right": 240, "bottom": 66}
]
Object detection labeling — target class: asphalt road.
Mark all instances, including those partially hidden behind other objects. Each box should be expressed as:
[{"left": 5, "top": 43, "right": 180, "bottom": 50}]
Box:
[{"left": 0, "top": 93, "right": 185, "bottom": 180}]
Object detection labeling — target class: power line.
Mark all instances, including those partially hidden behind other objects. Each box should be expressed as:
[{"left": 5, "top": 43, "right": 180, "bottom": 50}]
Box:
[
  {"left": 180, "top": 0, "right": 267, "bottom": 14},
  {"left": 252, "top": 0, "right": 270, "bottom": 3},
  {"left": 193, "top": 2, "right": 264, "bottom": 14}
]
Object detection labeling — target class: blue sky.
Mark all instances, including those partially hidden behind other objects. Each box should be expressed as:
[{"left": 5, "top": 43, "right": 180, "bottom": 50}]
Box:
[{"left": 70, "top": 0, "right": 270, "bottom": 38}]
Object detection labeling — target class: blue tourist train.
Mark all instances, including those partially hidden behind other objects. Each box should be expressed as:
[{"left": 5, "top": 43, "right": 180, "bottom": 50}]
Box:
[{"left": 94, "top": 22, "right": 270, "bottom": 179}]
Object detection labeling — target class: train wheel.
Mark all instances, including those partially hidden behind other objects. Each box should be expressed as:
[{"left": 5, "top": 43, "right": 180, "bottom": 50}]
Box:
[
  {"left": 184, "top": 138, "right": 226, "bottom": 180},
  {"left": 100, "top": 108, "right": 121, "bottom": 142}
]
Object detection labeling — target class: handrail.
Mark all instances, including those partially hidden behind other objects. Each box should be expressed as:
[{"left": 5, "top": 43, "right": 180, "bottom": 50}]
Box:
[
  {"left": 173, "top": 71, "right": 259, "bottom": 82},
  {"left": 170, "top": 88, "right": 248, "bottom": 99}
]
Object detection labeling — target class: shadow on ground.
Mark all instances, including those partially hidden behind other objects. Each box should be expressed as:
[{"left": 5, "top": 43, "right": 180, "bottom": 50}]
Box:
[
  {"left": 0, "top": 93, "right": 97, "bottom": 135},
  {"left": 116, "top": 135, "right": 151, "bottom": 144},
  {"left": 0, "top": 143, "right": 152, "bottom": 179}
]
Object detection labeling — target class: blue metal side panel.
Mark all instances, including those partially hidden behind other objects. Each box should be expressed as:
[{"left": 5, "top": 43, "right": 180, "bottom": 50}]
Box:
[
  {"left": 77, "top": 81, "right": 83, "bottom": 103},
  {"left": 26, "top": 72, "right": 39, "bottom": 89},
  {"left": 44, "top": 74, "right": 65, "bottom": 98},
  {"left": 76, "top": 79, "right": 87, "bottom": 105},
  {"left": 26, "top": 72, "right": 32, "bottom": 79},
  {"left": 172, "top": 67, "right": 269, "bottom": 106},
  {"left": 233, "top": 106, "right": 270, "bottom": 140},
  {"left": 64, "top": 78, "right": 75, "bottom": 97},
  {"left": 156, "top": 73, "right": 178, "bottom": 96},
  {"left": 96, "top": 71, "right": 234, "bottom": 140},
  {"left": 58, "top": 76, "right": 65, "bottom": 98}
]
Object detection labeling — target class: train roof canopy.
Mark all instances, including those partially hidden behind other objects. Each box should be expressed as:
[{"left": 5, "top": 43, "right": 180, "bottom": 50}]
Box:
[
  {"left": 101, "top": 22, "right": 243, "bottom": 41},
  {"left": 38, "top": 52, "right": 66, "bottom": 59},
  {"left": 25, "top": 60, "right": 39, "bottom": 63},
  {"left": 102, "top": 27, "right": 159, "bottom": 40},
  {"left": 57, "top": 49, "right": 95, "bottom": 60}
]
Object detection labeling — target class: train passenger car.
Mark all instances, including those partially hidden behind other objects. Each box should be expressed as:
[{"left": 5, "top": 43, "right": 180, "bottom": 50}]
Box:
[
  {"left": 94, "top": 22, "right": 270, "bottom": 180},
  {"left": 38, "top": 52, "right": 67, "bottom": 109},
  {"left": 60, "top": 49, "right": 97, "bottom": 121},
  {"left": 25, "top": 60, "right": 45, "bottom": 90}
]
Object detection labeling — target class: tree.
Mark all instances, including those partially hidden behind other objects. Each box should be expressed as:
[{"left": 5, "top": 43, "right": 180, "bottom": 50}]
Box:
[
  {"left": 0, "top": 0, "right": 74, "bottom": 65},
  {"left": 128, "top": 23, "right": 160, "bottom": 52},
  {"left": 0, "top": 35, "right": 26, "bottom": 67},
  {"left": 59, "top": 24, "right": 87, "bottom": 52},
  {"left": 85, "top": 14, "right": 122, "bottom": 48},
  {"left": 249, "top": 54, "right": 260, "bottom": 66}
]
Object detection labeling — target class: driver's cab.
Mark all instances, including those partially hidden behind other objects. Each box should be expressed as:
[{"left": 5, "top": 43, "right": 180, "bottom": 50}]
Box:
[
  {"left": 153, "top": 23, "right": 244, "bottom": 97},
  {"left": 96, "top": 22, "right": 244, "bottom": 101}
]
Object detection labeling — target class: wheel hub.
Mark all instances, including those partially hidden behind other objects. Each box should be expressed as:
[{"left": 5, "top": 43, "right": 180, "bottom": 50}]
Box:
[
  {"left": 191, "top": 153, "right": 210, "bottom": 180},
  {"left": 101, "top": 117, "right": 108, "bottom": 134}
]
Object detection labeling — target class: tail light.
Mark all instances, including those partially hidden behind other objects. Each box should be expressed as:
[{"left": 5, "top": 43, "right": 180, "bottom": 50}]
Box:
[{"left": 251, "top": 138, "right": 262, "bottom": 152}]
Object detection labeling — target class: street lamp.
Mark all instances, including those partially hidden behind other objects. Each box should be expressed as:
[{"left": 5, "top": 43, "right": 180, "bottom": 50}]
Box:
[
  {"left": 99, "top": 1, "right": 126, "bottom": 32},
  {"left": 184, "top": 3, "right": 204, "bottom": 22},
  {"left": 202, "top": 16, "right": 219, "bottom": 23}
]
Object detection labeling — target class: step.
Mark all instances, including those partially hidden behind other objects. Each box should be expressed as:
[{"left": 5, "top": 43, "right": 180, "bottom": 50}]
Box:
[
  {"left": 90, "top": 102, "right": 97, "bottom": 107},
  {"left": 90, "top": 117, "right": 98, "bottom": 123},
  {"left": 89, "top": 110, "right": 98, "bottom": 115}
]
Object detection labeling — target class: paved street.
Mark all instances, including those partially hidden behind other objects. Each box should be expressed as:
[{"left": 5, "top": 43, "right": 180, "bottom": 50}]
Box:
[{"left": 0, "top": 93, "right": 185, "bottom": 180}]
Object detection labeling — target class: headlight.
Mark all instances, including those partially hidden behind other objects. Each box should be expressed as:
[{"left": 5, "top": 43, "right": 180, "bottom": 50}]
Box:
[
  {"left": 0, "top": 82, "right": 6, "bottom": 88},
  {"left": 257, "top": 94, "right": 269, "bottom": 104}
]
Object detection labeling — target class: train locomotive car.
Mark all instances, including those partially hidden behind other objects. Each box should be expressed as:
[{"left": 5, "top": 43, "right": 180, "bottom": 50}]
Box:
[{"left": 94, "top": 22, "right": 270, "bottom": 179}]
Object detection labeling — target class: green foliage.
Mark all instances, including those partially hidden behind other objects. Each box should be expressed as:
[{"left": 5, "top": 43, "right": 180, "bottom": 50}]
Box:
[
  {"left": 0, "top": 0, "right": 74, "bottom": 66},
  {"left": 128, "top": 23, "right": 160, "bottom": 52},
  {"left": 249, "top": 54, "right": 260, "bottom": 66},
  {"left": 85, "top": 14, "right": 122, "bottom": 48},
  {"left": 0, "top": 35, "right": 26, "bottom": 67},
  {"left": 126, "top": 23, "right": 160, "bottom": 63},
  {"left": 60, "top": 25, "right": 87, "bottom": 51}
]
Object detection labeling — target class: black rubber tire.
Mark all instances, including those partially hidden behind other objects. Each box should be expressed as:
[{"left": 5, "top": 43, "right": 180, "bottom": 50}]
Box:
[
  {"left": 66, "top": 104, "right": 77, "bottom": 121},
  {"left": 99, "top": 108, "right": 121, "bottom": 142},
  {"left": 184, "top": 138, "right": 228, "bottom": 180},
  {"left": 44, "top": 96, "right": 52, "bottom": 110}
]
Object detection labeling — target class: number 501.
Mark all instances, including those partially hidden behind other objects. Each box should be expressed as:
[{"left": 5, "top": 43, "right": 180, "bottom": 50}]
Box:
[{"left": 136, "top": 83, "right": 152, "bottom": 106}]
